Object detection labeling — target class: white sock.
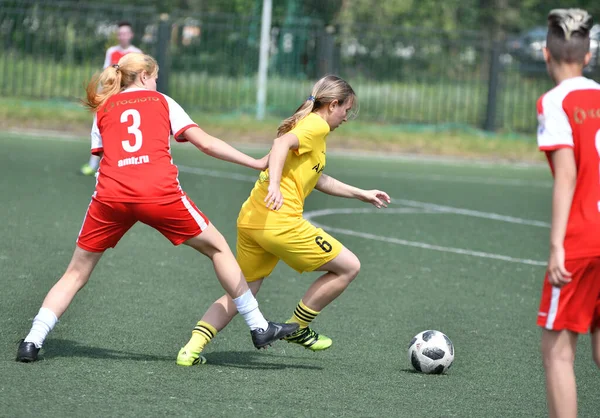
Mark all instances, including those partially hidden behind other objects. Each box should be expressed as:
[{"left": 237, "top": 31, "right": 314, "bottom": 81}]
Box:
[
  {"left": 232, "top": 290, "right": 269, "bottom": 331},
  {"left": 88, "top": 155, "right": 100, "bottom": 170},
  {"left": 24, "top": 307, "right": 58, "bottom": 348}
]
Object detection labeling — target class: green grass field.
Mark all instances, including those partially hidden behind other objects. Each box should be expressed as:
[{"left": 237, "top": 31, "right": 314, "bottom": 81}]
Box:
[{"left": 0, "top": 132, "right": 597, "bottom": 417}]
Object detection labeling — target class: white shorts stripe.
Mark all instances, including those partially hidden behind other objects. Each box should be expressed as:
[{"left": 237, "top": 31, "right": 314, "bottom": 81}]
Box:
[
  {"left": 546, "top": 287, "right": 561, "bottom": 329},
  {"left": 181, "top": 195, "right": 208, "bottom": 232},
  {"left": 76, "top": 199, "right": 94, "bottom": 242}
]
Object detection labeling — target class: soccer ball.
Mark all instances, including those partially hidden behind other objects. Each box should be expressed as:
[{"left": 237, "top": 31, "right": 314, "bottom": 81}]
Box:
[{"left": 408, "top": 330, "right": 454, "bottom": 374}]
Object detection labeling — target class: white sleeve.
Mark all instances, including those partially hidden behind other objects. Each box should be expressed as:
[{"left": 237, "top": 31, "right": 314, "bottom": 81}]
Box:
[
  {"left": 537, "top": 94, "right": 574, "bottom": 150},
  {"left": 103, "top": 47, "right": 113, "bottom": 69},
  {"left": 163, "top": 94, "right": 198, "bottom": 142},
  {"left": 91, "top": 114, "right": 103, "bottom": 155}
]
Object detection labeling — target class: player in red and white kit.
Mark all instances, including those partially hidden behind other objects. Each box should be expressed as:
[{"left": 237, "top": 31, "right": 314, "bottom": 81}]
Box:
[
  {"left": 80, "top": 21, "right": 142, "bottom": 176},
  {"left": 16, "top": 53, "right": 297, "bottom": 363},
  {"left": 536, "top": 9, "right": 600, "bottom": 418},
  {"left": 102, "top": 22, "right": 142, "bottom": 69}
]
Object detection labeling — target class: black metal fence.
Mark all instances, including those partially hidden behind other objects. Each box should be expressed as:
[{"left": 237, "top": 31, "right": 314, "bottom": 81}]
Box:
[{"left": 0, "top": 0, "right": 571, "bottom": 133}]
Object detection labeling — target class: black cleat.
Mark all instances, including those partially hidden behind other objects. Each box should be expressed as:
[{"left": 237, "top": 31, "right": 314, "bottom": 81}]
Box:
[
  {"left": 16, "top": 339, "right": 40, "bottom": 363},
  {"left": 251, "top": 322, "right": 299, "bottom": 349}
]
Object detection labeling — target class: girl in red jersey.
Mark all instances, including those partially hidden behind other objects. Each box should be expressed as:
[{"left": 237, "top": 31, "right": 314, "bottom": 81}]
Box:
[
  {"left": 16, "top": 53, "right": 297, "bottom": 363},
  {"left": 536, "top": 9, "right": 600, "bottom": 418}
]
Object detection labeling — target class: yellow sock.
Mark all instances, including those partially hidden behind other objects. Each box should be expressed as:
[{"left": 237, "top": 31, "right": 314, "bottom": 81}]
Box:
[
  {"left": 288, "top": 300, "right": 320, "bottom": 329},
  {"left": 186, "top": 321, "right": 217, "bottom": 352}
]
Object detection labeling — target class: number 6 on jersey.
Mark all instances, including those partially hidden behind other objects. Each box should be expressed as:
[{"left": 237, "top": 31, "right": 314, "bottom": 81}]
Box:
[{"left": 121, "top": 109, "right": 143, "bottom": 152}]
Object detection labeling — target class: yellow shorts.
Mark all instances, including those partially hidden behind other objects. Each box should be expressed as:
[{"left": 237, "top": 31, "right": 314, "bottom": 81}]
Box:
[{"left": 236, "top": 219, "right": 343, "bottom": 282}]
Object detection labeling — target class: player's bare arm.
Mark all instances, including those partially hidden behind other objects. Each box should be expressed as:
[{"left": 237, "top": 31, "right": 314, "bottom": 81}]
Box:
[
  {"left": 315, "top": 174, "right": 390, "bottom": 209},
  {"left": 264, "top": 133, "right": 299, "bottom": 211},
  {"left": 183, "top": 126, "right": 266, "bottom": 171},
  {"left": 547, "top": 148, "right": 577, "bottom": 287}
]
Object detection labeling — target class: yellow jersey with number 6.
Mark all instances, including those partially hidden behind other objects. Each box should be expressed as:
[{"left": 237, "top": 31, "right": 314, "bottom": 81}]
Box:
[{"left": 237, "top": 112, "right": 330, "bottom": 229}]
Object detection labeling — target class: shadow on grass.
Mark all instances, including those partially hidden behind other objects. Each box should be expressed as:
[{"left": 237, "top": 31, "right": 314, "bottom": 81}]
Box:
[
  {"left": 400, "top": 368, "right": 450, "bottom": 376},
  {"left": 37, "top": 340, "right": 322, "bottom": 370},
  {"left": 400, "top": 368, "right": 421, "bottom": 374},
  {"left": 40, "top": 339, "right": 173, "bottom": 362},
  {"left": 204, "top": 350, "right": 323, "bottom": 371}
]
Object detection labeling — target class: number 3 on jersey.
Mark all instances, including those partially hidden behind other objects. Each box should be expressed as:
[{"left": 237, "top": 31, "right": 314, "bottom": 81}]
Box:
[{"left": 121, "top": 109, "right": 143, "bottom": 153}]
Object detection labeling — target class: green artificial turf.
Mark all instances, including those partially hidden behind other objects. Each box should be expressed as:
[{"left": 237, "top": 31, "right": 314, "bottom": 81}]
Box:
[{"left": 0, "top": 132, "right": 596, "bottom": 418}]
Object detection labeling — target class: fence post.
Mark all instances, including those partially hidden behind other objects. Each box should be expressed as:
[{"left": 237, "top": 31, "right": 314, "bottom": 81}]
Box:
[
  {"left": 156, "top": 14, "right": 171, "bottom": 96},
  {"left": 317, "top": 27, "right": 335, "bottom": 76},
  {"left": 483, "top": 40, "right": 502, "bottom": 132},
  {"left": 256, "top": 0, "right": 273, "bottom": 120}
]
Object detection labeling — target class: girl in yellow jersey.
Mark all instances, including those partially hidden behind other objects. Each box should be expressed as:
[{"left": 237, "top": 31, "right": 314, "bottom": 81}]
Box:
[{"left": 178, "top": 75, "right": 390, "bottom": 365}]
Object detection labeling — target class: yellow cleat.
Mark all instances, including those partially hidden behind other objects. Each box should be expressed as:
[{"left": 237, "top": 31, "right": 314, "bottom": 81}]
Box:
[
  {"left": 80, "top": 163, "right": 97, "bottom": 176},
  {"left": 284, "top": 326, "right": 332, "bottom": 351},
  {"left": 176, "top": 347, "right": 207, "bottom": 366}
]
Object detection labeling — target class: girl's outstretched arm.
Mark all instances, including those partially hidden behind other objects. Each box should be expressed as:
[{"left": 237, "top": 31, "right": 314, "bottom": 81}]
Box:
[
  {"left": 316, "top": 174, "right": 390, "bottom": 208},
  {"left": 183, "top": 127, "right": 268, "bottom": 171}
]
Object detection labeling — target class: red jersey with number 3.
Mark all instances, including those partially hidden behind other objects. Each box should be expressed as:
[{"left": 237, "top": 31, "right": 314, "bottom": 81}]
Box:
[
  {"left": 91, "top": 88, "right": 197, "bottom": 203},
  {"left": 537, "top": 76, "right": 600, "bottom": 260}
]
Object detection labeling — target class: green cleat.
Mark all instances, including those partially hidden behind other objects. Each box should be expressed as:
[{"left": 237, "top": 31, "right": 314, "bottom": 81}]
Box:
[
  {"left": 80, "top": 163, "right": 97, "bottom": 176},
  {"left": 176, "top": 347, "right": 207, "bottom": 366},
  {"left": 284, "top": 326, "right": 332, "bottom": 351}
]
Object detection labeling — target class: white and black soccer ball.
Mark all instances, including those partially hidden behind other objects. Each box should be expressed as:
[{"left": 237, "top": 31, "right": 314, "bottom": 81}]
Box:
[{"left": 408, "top": 330, "right": 454, "bottom": 374}]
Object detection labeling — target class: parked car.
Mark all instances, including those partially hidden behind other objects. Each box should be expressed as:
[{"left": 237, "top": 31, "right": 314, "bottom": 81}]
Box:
[{"left": 507, "top": 25, "right": 600, "bottom": 75}]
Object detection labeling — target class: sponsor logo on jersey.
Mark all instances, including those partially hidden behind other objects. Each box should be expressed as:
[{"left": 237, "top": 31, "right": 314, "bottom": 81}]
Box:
[
  {"left": 573, "top": 106, "right": 600, "bottom": 124},
  {"left": 118, "top": 155, "right": 150, "bottom": 167},
  {"left": 312, "top": 162, "right": 325, "bottom": 173},
  {"left": 104, "top": 96, "right": 160, "bottom": 113}
]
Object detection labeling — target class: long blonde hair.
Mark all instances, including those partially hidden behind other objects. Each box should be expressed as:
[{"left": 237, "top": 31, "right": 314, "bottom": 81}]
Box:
[
  {"left": 84, "top": 53, "right": 159, "bottom": 112},
  {"left": 277, "top": 75, "right": 356, "bottom": 137}
]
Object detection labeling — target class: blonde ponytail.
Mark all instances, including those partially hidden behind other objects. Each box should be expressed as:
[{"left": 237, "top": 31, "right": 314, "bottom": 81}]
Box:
[
  {"left": 83, "top": 53, "right": 159, "bottom": 112},
  {"left": 84, "top": 66, "right": 122, "bottom": 112},
  {"left": 277, "top": 99, "right": 316, "bottom": 137},
  {"left": 277, "top": 75, "right": 356, "bottom": 137}
]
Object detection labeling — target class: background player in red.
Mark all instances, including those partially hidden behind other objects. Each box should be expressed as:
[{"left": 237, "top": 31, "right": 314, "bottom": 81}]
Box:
[
  {"left": 536, "top": 9, "right": 600, "bottom": 418},
  {"left": 80, "top": 21, "right": 142, "bottom": 176},
  {"left": 16, "top": 52, "right": 297, "bottom": 363}
]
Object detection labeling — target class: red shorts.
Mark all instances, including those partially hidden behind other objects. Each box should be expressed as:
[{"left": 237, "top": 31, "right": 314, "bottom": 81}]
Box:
[
  {"left": 537, "top": 257, "right": 600, "bottom": 333},
  {"left": 77, "top": 195, "right": 209, "bottom": 252}
]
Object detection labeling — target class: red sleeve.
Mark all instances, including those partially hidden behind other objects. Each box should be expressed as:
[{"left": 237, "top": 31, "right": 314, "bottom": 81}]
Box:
[
  {"left": 540, "top": 144, "right": 573, "bottom": 151},
  {"left": 174, "top": 124, "right": 198, "bottom": 142}
]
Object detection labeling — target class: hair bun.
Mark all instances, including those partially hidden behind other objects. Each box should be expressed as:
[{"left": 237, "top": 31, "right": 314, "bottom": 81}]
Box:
[{"left": 548, "top": 8, "right": 593, "bottom": 40}]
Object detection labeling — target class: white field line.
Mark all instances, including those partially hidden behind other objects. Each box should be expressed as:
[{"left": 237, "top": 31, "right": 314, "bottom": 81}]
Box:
[
  {"left": 176, "top": 166, "right": 550, "bottom": 228},
  {"left": 304, "top": 207, "right": 546, "bottom": 267},
  {"left": 177, "top": 167, "right": 548, "bottom": 266},
  {"left": 178, "top": 164, "right": 550, "bottom": 190},
  {"left": 301, "top": 207, "right": 436, "bottom": 217},
  {"left": 338, "top": 170, "right": 552, "bottom": 188},
  {"left": 318, "top": 149, "right": 547, "bottom": 169},
  {"left": 392, "top": 199, "right": 550, "bottom": 228}
]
